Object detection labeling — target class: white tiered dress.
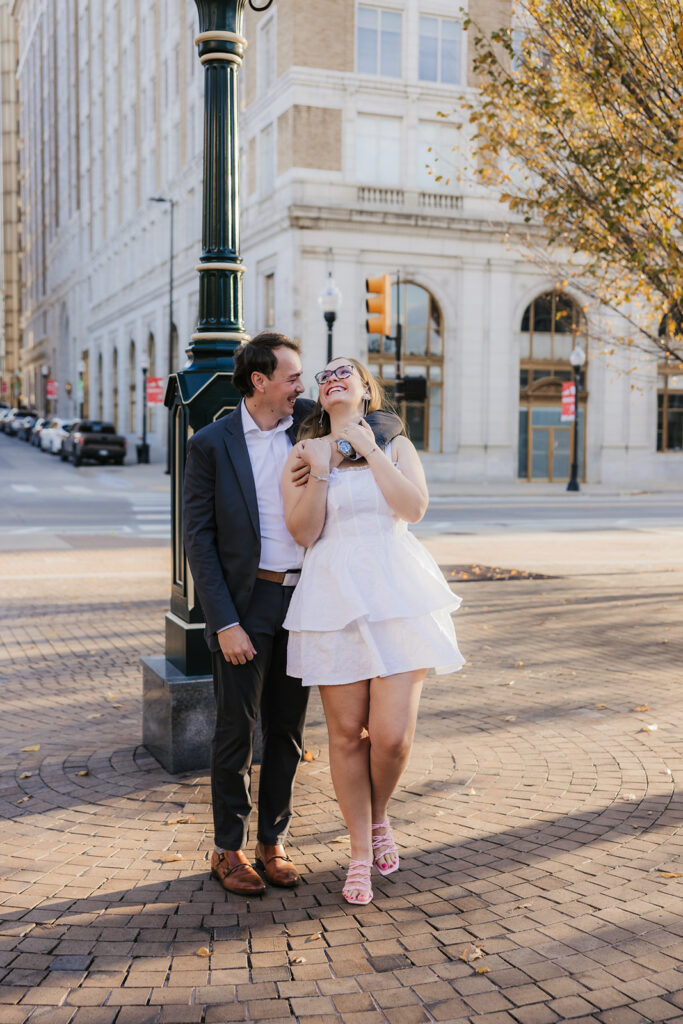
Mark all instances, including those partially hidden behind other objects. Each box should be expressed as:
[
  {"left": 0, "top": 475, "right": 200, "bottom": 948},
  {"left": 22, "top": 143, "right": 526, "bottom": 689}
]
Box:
[{"left": 284, "top": 453, "right": 464, "bottom": 688}]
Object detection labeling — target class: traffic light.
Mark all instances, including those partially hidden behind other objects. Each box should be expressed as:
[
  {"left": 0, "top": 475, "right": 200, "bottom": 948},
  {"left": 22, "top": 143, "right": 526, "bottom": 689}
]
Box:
[{"left": 365, "top": 274, "right": 392, "bottom": 337}]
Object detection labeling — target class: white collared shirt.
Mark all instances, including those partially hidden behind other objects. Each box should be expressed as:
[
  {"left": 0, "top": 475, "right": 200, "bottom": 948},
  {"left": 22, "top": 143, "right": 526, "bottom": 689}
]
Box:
[{"left": 241, "top": 400, "right": 304, "bottom": 572}]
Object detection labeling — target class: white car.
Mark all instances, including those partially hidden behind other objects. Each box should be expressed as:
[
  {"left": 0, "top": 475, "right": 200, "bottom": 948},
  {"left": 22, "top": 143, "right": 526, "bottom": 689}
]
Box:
[{"left": 41, "top": 418, "right": 75, "bottom": 454}]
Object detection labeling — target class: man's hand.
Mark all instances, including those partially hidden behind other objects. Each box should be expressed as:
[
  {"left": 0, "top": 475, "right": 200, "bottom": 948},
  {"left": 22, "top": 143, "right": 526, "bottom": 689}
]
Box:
[
  {"left": 218, "top": 624, "right": 257, "bottom": 665},
  {"left": 291, "top": 454, "right": 310, "bottom": 488}
]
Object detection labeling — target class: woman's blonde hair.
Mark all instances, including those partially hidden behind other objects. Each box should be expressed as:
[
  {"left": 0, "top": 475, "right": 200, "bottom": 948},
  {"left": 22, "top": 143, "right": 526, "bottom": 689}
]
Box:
[{"left": 298, "top": 357, "right": 387, "bottom": 440}]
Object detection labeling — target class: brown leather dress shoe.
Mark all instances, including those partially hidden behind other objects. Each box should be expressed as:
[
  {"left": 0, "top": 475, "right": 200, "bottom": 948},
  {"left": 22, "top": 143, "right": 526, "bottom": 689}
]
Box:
[
  {"left": 210, "top": 850, "right": 266, "bottom": 895},
  {"left": 255, "top": 842, "right": 301, "bottom": 888}
]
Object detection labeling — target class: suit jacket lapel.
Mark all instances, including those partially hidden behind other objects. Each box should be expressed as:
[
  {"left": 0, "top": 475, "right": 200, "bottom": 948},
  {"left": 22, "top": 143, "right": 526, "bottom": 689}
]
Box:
[{"left": 223, "top": 402, "right": 260, "bottom": 540}]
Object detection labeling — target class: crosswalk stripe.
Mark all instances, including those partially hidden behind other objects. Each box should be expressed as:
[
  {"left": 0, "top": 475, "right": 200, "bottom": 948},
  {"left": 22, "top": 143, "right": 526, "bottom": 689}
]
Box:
[{"left": 10, "top": 483, "right": 39, "bottom": 494}]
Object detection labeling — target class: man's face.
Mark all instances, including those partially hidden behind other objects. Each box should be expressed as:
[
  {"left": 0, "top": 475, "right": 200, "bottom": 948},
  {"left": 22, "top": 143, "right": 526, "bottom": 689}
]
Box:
[{"left": 257, "top": 346, "right": 304, "bottom": 420}]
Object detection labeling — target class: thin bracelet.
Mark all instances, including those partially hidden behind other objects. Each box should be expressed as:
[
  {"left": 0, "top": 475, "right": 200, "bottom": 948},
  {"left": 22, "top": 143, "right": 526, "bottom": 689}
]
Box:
[{"left": 310, "top": 472, "right": 329, "bottom": 482}]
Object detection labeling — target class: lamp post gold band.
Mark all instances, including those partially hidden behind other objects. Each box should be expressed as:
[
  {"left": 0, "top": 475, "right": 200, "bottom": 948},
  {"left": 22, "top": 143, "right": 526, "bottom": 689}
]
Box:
[
  {"left": 191, "top": 332, "right": 249, "bottom": 342},
  {"left": 195, "top": 263, "right": 247, "bottom": 273},
  {"left": 199, "top": 52, "right": 243, "bottom": 65},
  {"left": 195, "top": 30, "right": 248, "bottom": 47}
]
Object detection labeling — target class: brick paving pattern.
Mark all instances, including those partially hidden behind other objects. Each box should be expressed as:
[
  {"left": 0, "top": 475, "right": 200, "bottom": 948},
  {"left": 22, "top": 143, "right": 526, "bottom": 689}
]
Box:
[{"left": 0, "top": 545, "right": 682, "bottom": 1023}]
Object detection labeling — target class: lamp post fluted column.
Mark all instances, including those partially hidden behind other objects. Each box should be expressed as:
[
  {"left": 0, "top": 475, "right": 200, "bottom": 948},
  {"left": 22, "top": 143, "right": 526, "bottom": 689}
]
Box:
[{"left": 144, "top": 0, "right": 273, "bottom": 773}]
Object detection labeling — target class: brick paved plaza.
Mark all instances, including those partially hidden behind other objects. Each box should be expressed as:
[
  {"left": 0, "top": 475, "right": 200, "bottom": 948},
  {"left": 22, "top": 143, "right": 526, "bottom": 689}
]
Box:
[{"left": 1, "top": 527, "right": 682, "bottom": 1024}]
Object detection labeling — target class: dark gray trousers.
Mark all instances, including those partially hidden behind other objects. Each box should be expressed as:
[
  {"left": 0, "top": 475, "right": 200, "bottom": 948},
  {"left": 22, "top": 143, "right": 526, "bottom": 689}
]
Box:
[{"left": 211, "top": 578, "right": 309, "bottom": 850}]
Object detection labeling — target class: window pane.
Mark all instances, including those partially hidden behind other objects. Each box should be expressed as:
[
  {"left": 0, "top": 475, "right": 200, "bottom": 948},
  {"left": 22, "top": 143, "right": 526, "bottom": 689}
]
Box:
[
  {"left": 668, "top": 395, "right": 683, "bottom": 450},
  {"left": 532, "top": 294, "right": 553, "bottom": 333},
  {"left": 356, "top": 114, "right": 402, "bottom": 185},
  {"left": 554, "top": 293, "right": 576, "bottom": 332},
  {"left": 553, "top": 333, "right": 573, "bottom": 361},
  {"left": 405, "top": 283, "right": 428, "bottom": 327},
  {"left": 380, "top": 10, "right": 401, "bottom": 77},
  {"left": 441, "top": 21, "right": 460, "bottom": 84},
  {"left": 657, "top": 393, "right": 664, "bottom": 451},
  {"left": 405, "top": 328, "right": 427, "bottom": 356},
  {"left": 532, "top": 332, "right": 552, "bottom": 360},
  {"left": 429, "top": 384, "right": 442, "bottom": 451},
  {"left": 404, "top": 402, "right": 425, "bottom": 450},
  {"left": 357, "top": 6, "right": 377, "bottom": 73},
  {"left": 419, "top": 16, "right": 438, "bottom": 81},
  {"left": 519, "top": 331, "right": 530, "bottom": 358},
  {"left": 518, "top": 408, "right": 528, "bottom": 477}
]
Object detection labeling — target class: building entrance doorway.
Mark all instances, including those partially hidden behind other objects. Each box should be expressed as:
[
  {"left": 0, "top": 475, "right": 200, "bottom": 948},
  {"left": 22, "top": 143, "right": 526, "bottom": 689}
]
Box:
[{"left": 519, "top": 405, "right": 584, "bottom": 481}]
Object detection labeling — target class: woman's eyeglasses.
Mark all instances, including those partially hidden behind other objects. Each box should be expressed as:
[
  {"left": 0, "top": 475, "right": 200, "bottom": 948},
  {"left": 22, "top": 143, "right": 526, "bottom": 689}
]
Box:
[{"left": 314, "top": 364, "right": 356, "bottom": 386}]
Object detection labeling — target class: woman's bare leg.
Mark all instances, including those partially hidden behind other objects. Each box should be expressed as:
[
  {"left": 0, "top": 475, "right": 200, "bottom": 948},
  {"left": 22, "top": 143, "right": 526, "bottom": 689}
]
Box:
[
  {"left": 367, "top": 669, "right": 426, "bottom": 870},
  {"left": 319, "top": 680, "right": 372, "bottom": 900}
]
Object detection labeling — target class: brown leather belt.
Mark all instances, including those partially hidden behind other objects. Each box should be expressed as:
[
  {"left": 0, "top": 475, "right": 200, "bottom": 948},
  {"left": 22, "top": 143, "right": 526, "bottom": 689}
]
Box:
[{"left": 256, "top": 568, "right": 301, "bottom": 585}]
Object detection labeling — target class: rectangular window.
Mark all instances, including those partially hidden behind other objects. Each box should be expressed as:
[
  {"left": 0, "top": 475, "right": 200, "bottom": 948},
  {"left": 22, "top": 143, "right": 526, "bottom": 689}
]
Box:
[
  {"left": 657, "top": 375, "right": 683, "bottom": 452},
  {"left": 259, "top": 16, "right": 275, "bottom": 95},
  {"left": 356, "top": 114, "right": 402, "bottom": 186},
  {"left": 357, "top": 6, "right": 401, "bottom": 77},
  {"left": 264, "top": 272, "right": 275, "bottom": 329},
  {"left": 419, "top": 16, "right": 461, "bottom": 84},
  {"left": 260, "top": 123, "right": 275, "bottom": 196},
  {"left": 417, "top": 120, "right": 459, "bottom": 189}
]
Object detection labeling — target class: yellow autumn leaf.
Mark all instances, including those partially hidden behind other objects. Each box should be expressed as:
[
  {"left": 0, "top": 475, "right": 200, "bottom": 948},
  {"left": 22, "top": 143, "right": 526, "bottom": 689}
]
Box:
[
  {"left": 476, "top": 967, "right": 491, "bottom": 974},
  {"left": 165, "top": 816, "right": 195, "bottom": 825},
  {"left": 633, "top": 705, "right": 650, "bottom": 712},
  {"left": 466, "top": 788, "right": 476, "bottom": 796},
  {"left": 16, "top": 796, "right": 31, "bottom": 804},
  {"left": 594, "top": 704, "right": 607, "bottom": 709},
  {"left": 303, "top": 750, "right": 315, "bottom": 762},
  {"left": 196, "top": 947, "right": 210, "bottom": 957},
  {"left": 459, "top": 944, "right": 485, "bottom": 963},
  {"left": 659, "top": 872, "right": 683, "bottom": 878},
  {"left": 305, "top": 933, "right": 322, "bottom": 942},
  {"left": 18, "top": 772, "right": 32, "bottom": 780},
  {"left": 157, "top": 853, "right": 183, "bottom": 863},
  {"left": 291, "top": 956, "right": 306, "bottom": 964},
  {"left": 76, "top": 770, "right": 90, "bottom": 777},
  {"left": 21, "top": 745, "right": 40, "bottom": 752}
]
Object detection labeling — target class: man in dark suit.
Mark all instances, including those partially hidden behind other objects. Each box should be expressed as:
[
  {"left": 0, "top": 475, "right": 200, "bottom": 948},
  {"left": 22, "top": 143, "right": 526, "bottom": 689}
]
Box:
[{"left": 183, "top": 331, "right": 401, "bottom": 896}]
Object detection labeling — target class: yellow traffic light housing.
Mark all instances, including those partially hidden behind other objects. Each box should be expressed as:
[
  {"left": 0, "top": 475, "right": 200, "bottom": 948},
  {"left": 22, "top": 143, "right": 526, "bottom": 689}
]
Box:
[{"left": 365, "top": 274, "right": 392, "bottom": 337}]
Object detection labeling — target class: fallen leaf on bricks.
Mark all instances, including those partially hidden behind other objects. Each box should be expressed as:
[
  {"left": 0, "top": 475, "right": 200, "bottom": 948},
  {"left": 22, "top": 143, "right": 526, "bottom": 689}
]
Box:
[
  {"left": 196, "top": 947, "right": 210, "bottom": 957},
  {"left": 166, "top": 816, "right": 194, "bottom": 825},
  {"left": 465, "top": 788, "right": 476, "bottom": 796},
  {"left": 633, "top": 705, "right": 650, "bottom": 712},
  {"left": 16, "top": 796, "right": 31, "bottom": 804},
  {"left": 660, "top": 872, "right": 683, "bottom": 878},
  {"left": 21, "top": 745, "right": 40, "bottom": 752},
  {"left": 18, "top": 772, "right": 32, "bottom": 780},
  {"left": 75, "top": 770, "right": 90, "bottom": 777},
  {"left": 515, "top": 661, "right": 524, "bottom": 668},
  {"left": 306, "top": 933, "right": 322, "bottom": 942},
  {"left": 303, "top": 751, "right": 315, "bottom": 762},
  {"left": 291, "top": 956, "right": 306, "bottom": 964},
  {"left": 504, "top": 716, "right": 517, "bottom": 722},
  {"left": 476, "top": 967, "right": 491, "bottom": 974},
  {"left": 283, "top": 929, "right": 292, "bottom": 936},
  {"left": 500, "top": 681, "right": 515, "bottom": 687},
  {"left": 459, "top": 944, "right": 485, "bottom": 963},
  {"left": 641, "top": 724, "right": 658, "bottom": 732},
  {"left": 594, "top": 704, "right": 607, "bottom": 709},
  {"left": 157, "top": 853, "right": 183, "bottom": 863},
  {"left": 537, "top": 620, "right": 546, "bottom": 625},
  {"left": 331, "top": 835, "right": 350, "bottom": 843},
  {"left": 435, "top": 810, "right": 445, "bottom": 816},
  {"left": 625, "top": 794, "right": 637, "bottom": 801}
]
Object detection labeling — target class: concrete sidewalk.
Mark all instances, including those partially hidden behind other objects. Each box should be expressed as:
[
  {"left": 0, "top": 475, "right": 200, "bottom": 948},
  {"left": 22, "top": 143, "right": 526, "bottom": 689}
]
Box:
[{"left": 1, "top": 535, "right": 682, "bottom": 1024}]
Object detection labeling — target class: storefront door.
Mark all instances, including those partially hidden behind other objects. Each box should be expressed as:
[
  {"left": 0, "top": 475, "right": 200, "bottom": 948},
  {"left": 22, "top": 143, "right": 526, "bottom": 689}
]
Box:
[{"left": 519, "top": 405, "right": 584, "bottom": 482}]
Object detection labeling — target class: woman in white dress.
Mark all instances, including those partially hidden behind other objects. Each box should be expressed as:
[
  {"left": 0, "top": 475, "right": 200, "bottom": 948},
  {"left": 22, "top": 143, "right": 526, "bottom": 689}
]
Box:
[{"left": 282, "top": 357, "right": 463, "bottom": 905}]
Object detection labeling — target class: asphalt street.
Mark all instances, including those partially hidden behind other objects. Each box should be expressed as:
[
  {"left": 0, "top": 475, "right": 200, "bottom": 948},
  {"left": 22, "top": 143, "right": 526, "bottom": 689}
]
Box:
[{"left": 1, "top": 432, "right": 682, "bottom": 551}]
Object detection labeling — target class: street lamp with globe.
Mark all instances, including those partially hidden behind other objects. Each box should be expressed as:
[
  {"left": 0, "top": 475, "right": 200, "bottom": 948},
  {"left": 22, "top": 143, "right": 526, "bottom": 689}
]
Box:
[
  {"left": 318, "top": 272, "right": 342, "bottom": 363},
  {"left": 138, "top": 357, "right": 150, "bottom": 464},
  {"left": 567, "top": 344, "right": 586, "bottom": 492}
]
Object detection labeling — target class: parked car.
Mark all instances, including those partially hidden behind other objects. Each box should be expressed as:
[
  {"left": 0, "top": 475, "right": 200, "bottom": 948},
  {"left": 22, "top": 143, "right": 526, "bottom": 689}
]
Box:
[
  {"left": 7, "top": 409, "right": 35, "bottom": 436},
  {"left": 41, "top": 418, "right": 74, "bottom": 454},
  {"left": 0, "top": 408, "right": 15, "bottom": 431},
  {"left": 17, "top": 412, "right": 39, "bottom": 441},
  {"left": 61, "top": 420, "right": 127, "bottom": 466},
  {"left": 30, "top": 417, "right": 50, "bottom": 446}
]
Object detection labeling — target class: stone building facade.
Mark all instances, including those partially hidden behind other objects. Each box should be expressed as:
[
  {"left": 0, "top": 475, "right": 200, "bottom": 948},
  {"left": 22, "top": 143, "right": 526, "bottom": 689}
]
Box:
[{"left": 5, "top": 0, "right": 682, "bottom": 482}]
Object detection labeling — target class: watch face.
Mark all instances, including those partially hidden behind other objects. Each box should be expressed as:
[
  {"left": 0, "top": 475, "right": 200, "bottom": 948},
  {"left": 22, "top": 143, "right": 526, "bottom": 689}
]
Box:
[{"left": 336, "top": 439, "right": 354, "bottom": 458}]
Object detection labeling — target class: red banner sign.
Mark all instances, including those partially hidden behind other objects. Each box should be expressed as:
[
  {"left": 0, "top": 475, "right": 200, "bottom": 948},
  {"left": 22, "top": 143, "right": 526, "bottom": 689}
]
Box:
[
  {"left": 146, "top": 376, "right": 165, "bottom": 405},
  {"left": 46, "top": 379, "right": 59, "bottom": 399},
  {"left": 561, "top": 381, "right": 576, "bottom": 422}
]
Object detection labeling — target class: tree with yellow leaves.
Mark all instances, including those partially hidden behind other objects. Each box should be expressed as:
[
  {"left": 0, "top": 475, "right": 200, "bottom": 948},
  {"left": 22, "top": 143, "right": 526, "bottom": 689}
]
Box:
[{"left": 461, "top": 0, "right": 683, "bottom": 360}]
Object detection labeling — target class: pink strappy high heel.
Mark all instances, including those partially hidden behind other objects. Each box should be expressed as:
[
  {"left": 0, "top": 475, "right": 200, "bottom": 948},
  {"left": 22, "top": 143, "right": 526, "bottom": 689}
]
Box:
[
  {"left": 342, "top": 859, "right": 373, "bottom": 905},
  {"left": 372, "top": 819, "right": 399, "bottom": 876}
]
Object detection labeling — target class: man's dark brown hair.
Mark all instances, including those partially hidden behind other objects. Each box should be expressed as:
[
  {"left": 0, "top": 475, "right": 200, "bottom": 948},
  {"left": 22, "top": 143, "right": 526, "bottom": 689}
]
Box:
[{"left": 232, "top": 332, "right": 301, "bottom": 397}]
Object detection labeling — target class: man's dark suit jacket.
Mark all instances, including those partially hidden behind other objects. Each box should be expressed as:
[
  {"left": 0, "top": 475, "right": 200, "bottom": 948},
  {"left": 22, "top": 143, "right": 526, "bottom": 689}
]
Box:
[{"left": 183, "top": 398, "right": 403, "bottom": 653}]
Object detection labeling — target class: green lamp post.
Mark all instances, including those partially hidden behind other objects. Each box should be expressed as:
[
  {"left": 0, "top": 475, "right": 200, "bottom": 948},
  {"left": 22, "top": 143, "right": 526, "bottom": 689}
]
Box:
[{"left": 142, "top": 0, "right": 274, "bottom": 773}]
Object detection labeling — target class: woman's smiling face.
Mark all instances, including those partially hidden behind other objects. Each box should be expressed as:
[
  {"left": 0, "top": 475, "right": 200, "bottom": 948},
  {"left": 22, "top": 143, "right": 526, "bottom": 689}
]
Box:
[{"left": 318, "top": 359, "right": 367, "bottom": 414}]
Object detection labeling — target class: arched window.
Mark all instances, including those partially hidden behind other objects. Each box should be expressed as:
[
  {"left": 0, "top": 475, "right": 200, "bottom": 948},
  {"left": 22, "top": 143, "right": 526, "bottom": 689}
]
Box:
[
  {"left": 657, "top": 310, "right": 683, "bottom": 452},
  {"left": 367, "top": 281, "right": 443, "bottom": 452},
  {"left": 518, "top": 291, "right": 587, "bottom": 481},
  {"left": 112, "top": 349, "right": 119, "bottom": 430},
  {"left": 129, "top": 340, "right": 136, "bottom": 432}
]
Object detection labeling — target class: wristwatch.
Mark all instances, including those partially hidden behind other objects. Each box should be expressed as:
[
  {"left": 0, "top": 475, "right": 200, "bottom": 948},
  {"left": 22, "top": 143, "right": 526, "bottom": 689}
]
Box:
[{"left": 336, "top": 438, "right": 359, "bottom": 460}]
